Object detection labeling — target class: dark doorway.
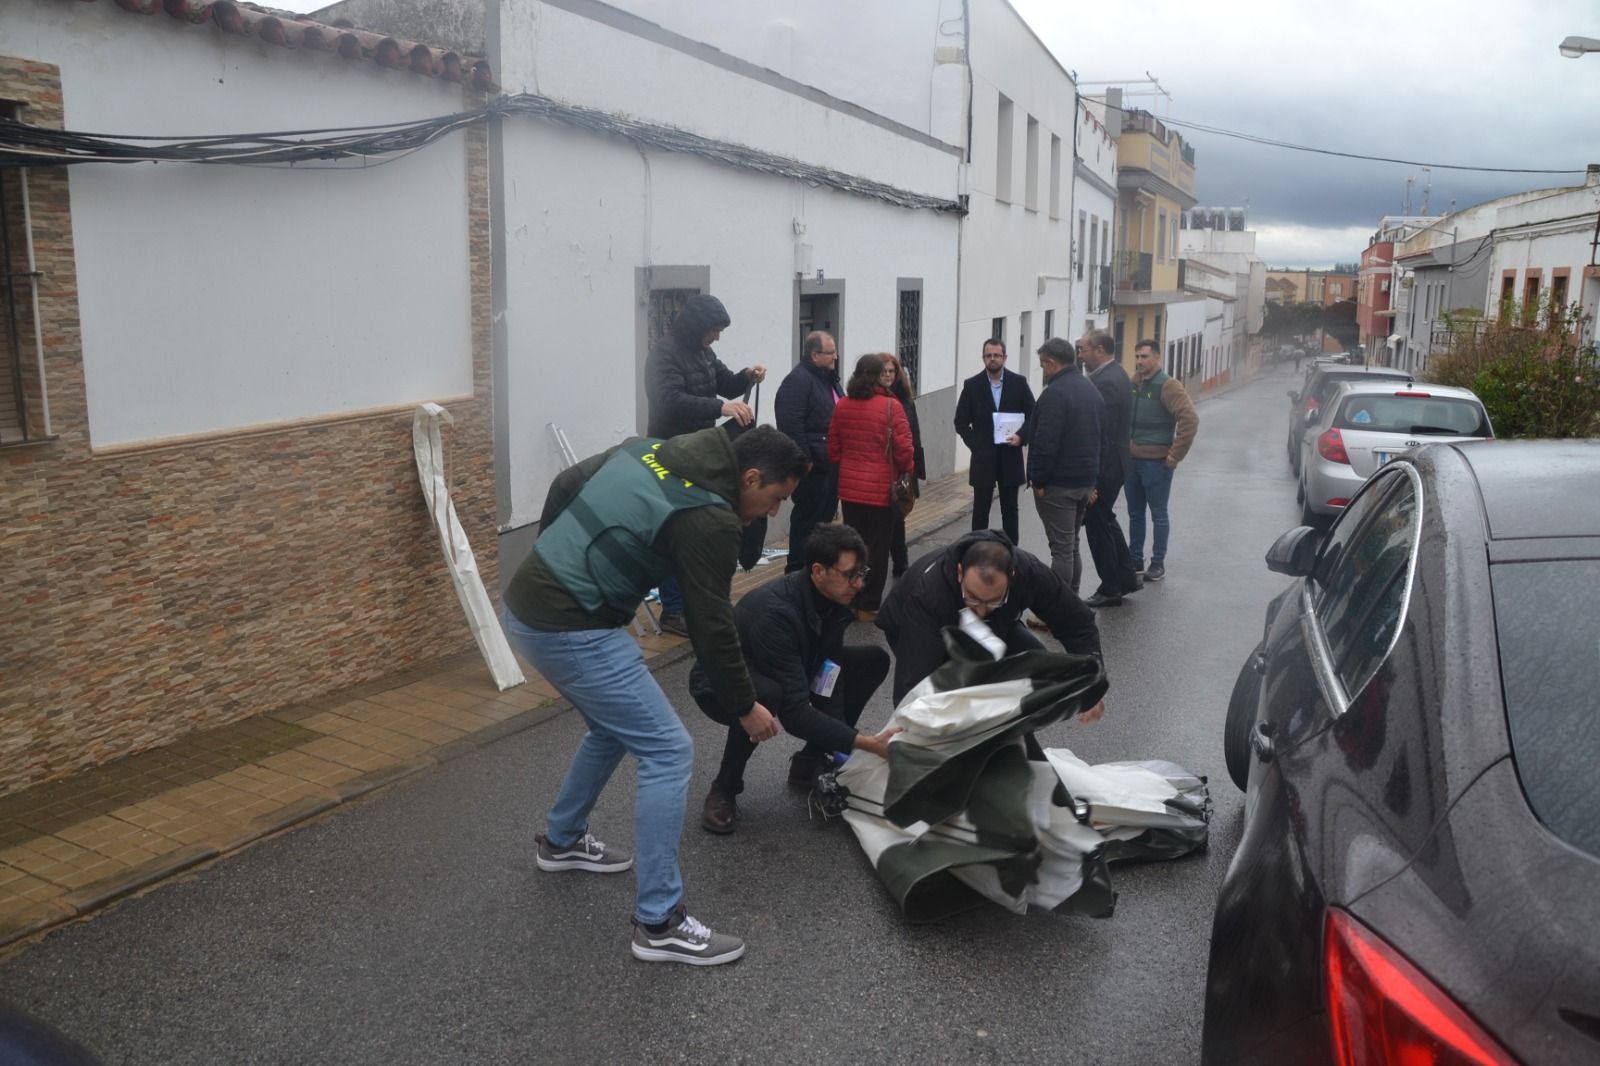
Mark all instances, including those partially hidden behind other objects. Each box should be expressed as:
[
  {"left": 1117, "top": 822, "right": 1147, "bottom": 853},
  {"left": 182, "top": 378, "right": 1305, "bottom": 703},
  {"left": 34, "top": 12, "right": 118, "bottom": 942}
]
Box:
[{"left": 795, "top": 278, "right": 845, "bottom": 370}]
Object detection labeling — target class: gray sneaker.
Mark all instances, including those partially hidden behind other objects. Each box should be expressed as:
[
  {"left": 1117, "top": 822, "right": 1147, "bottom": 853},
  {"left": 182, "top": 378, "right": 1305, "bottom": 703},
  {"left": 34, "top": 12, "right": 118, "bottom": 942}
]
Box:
[
  {"left": 535, "top": 831, "right": 632, "bottom": 874},
  {"left": 631, "top": 907, "right": 746, "bottom": 966}
]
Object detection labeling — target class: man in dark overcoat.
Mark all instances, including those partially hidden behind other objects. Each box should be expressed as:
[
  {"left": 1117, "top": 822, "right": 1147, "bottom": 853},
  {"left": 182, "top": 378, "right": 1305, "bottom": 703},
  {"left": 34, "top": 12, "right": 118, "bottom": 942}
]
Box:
[{"left": 952, "top": 337, "right": 1035, "bottom": 547}]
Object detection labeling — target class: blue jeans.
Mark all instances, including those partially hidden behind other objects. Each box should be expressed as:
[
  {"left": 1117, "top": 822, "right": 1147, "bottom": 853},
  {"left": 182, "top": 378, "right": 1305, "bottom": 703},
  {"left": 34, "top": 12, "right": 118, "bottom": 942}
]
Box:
[
  {"left": 502, "top": 611, "right": 692, "bottom": 926},
  {"left": 1124, "top": 458, "right": 1175, "bottom": 567}
]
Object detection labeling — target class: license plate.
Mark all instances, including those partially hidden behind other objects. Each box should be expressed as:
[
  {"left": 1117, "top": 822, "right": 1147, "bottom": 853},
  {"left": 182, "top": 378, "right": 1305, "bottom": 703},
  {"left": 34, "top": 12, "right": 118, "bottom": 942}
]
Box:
[{"left": 1374, "top": 451, "right": 1393, "bottom": 466}]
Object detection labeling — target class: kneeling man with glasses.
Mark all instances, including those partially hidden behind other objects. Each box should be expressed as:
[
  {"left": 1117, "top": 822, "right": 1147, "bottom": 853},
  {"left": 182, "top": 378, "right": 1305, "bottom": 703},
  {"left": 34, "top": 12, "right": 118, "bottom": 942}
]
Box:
[
  {"left": 877, "top": 530, "right": 1108, "bottom": 719},
  {"left": 691, "top": 524, "right": 899, "bottom": 834}
]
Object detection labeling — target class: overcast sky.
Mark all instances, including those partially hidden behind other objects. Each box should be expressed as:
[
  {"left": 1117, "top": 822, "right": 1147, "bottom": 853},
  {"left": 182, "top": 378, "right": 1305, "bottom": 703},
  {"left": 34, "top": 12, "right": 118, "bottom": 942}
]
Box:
[
  {"left": 274, "top": 0, "right": 1600, "bottom": 267},
  {"left": 1011, "top": 0, "right": 1600, "bottom": 266}
]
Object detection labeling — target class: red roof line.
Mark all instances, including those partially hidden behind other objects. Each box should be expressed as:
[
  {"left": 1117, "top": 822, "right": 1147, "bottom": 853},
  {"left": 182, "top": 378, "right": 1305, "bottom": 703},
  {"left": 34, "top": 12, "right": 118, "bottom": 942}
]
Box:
[{"left": 79, "top": 0, "right": 496, "bottom": 91}]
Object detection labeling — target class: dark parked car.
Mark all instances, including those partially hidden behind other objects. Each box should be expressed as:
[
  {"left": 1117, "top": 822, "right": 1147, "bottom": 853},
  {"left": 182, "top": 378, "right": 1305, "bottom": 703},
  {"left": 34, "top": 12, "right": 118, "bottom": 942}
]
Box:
[
  {"left": 1207, "top": 440, "right": 1600, "bottom": 1064},
  {"left": 1285, "top": 363, "right": 1412, "bottom": 475}
]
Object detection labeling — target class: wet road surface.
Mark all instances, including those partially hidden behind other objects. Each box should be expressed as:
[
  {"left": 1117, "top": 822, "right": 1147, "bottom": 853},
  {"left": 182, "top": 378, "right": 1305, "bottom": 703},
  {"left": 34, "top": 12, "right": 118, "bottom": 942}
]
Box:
[{"left": 0, "top": 365, "right": 1312, "bottom": 1065}]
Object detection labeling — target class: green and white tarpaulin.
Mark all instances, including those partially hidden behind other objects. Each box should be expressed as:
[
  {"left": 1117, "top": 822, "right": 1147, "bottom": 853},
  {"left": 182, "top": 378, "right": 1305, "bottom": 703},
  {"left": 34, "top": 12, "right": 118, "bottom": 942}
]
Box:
[{"left": 833, "top": 630, "right": 1210, "bottom": 922}]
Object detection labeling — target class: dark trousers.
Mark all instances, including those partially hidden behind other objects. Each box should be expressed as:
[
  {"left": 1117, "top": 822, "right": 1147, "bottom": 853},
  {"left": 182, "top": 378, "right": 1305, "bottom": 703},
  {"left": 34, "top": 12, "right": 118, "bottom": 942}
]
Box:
[
  {"left": 890, "top": 508, "right": 909, "bottom": 574},
  {"left": 785, "top": 466, "right": 838, "bottom": 573},
  {"left": 840, "top": 501, "right": 895, "bottom": 611},
  {"left": 712, "top": 645, "right": 890, "bottom": 795},
  {"left": 972, "top": 478, "right": 1021, "bottom": 547},
  {"left": 1084, "top": 479, "right": 1143, "bottom": 597}
]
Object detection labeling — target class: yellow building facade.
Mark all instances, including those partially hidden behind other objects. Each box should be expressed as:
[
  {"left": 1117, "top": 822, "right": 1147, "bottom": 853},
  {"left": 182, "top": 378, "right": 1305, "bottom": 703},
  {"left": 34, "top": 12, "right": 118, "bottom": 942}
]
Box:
[{"left": 1110, "top": 110, "right": 1198, "bottom": 369}]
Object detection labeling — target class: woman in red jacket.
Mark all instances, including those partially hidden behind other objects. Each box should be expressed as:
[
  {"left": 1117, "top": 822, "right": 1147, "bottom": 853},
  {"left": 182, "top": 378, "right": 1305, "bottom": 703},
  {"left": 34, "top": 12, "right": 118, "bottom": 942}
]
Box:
[{"left": 827, "top": 352, "right": 915, "bottom": 617}]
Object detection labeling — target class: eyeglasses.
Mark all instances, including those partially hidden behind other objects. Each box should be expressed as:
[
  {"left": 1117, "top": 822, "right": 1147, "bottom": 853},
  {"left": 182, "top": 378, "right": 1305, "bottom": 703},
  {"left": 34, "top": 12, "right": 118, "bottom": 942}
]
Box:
[
  {"left": 830, "top": 564, "right": 870, "bottom": 583},
  {"left": 960, "top": 587, "right": 1009, "bottom": 611}
]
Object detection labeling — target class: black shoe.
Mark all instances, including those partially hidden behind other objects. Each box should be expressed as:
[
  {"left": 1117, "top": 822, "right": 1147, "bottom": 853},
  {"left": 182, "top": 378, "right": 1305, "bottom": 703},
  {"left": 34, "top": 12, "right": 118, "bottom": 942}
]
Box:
[
  {"left": 1085, "top": 592, "right": 1123, "bottom": 608},
  {"left": 658, "top": 611, "right": 689, "bottom": 637},
  {"left": 1144, "top": 563, "right": 1166, "bottom": 582},
  {"left": 701, "top": 785, "right": 737, "bottom": 835},
  {"left": 788, "top": 753, "right": 826, "bottom": 789},
  {"left": 1122, "top": 576, "right": 1144, "bottom": 595}
]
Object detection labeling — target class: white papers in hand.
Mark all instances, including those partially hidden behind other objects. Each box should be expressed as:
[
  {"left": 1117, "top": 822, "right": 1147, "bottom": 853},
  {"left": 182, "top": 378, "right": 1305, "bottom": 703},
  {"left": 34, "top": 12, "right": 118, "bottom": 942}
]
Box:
[{"left": 992, "top": 412, "right": 1025, "bottom": 444}]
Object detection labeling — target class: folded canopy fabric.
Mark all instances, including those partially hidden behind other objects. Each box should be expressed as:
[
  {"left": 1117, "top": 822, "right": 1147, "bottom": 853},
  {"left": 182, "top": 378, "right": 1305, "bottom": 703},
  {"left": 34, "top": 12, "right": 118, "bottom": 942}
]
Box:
[{"left": 834, "top": 629, "right": 1209, "bottom": 921}]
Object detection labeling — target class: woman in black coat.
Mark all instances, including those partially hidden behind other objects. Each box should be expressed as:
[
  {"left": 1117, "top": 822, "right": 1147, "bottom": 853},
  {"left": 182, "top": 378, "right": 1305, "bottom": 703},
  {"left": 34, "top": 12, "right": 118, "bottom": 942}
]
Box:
[{"left": 881, "top": 352, "right": 926, "bottom": 576}]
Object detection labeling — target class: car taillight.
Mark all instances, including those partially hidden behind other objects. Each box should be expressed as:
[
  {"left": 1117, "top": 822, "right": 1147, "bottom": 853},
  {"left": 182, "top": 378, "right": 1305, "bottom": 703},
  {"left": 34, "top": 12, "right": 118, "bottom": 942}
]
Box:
[
  {"left": 1317, "top": 427, "right": 1349, "bottom": 464},
  {"left": 1324, "top": 910, "right": 1516, "bottom": 1066},
  {"left": 1394, "top": 390, "right": 1432, "bottom": 397}
]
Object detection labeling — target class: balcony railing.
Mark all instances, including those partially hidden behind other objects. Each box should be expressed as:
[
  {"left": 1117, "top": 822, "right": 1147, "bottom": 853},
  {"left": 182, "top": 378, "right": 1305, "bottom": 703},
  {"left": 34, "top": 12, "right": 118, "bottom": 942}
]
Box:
[{"left": 1116, "top": 250, "right": 1152, "bottom": 293}]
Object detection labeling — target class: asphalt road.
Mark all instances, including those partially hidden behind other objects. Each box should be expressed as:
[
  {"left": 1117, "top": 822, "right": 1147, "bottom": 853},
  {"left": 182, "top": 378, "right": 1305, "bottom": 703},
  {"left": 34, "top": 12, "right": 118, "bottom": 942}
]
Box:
[{"left": 0, "top": 364, "right": 1311, "bottom": 1066}]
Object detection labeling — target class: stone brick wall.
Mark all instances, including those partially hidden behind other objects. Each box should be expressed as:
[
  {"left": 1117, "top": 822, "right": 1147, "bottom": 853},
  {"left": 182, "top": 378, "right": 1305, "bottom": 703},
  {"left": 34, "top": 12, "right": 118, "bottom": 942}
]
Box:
[{"left": 0, "top": 57, "right": 497, "bottom": 796}]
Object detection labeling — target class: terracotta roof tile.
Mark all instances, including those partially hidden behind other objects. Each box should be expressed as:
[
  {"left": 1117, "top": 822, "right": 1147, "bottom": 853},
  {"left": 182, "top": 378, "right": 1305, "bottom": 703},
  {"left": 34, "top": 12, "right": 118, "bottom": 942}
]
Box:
[{"left": 75, "top": 0, "right": 496, "bottom": 91}]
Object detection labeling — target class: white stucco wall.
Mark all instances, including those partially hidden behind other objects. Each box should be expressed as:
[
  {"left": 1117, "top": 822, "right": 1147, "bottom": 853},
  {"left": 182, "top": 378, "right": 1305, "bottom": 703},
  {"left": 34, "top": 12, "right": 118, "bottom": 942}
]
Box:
[
  {"left": 957, "top": 0, "right": 1078, "bottom": 448},
  {"left": 495, "top": 2, "right": 961, "bottom": 529},
  {"left": 5, "top": 1, "right": 474, "bottom": 447},
  {"left": 498, "top": 2, "right": 961, "bottom": 202},
  {"left": 1486, "top": 180, "right": 1600, "bottom": 340},
  {"left": 590, "top": 0, "right": 967, "bottom": 146},
  {"left": 1069, "top": 101, "right": 1117, "bottom": 340}
]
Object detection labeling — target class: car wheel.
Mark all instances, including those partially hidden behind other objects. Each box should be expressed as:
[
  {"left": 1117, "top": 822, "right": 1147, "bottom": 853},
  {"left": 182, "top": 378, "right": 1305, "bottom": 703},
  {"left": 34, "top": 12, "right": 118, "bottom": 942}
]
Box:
[
  {"left": 1301, "top": 499, "right": 1326, "bottom": 530},
  {"left": 1224, "top": 644, "right": 1263, "bottom": 792}
]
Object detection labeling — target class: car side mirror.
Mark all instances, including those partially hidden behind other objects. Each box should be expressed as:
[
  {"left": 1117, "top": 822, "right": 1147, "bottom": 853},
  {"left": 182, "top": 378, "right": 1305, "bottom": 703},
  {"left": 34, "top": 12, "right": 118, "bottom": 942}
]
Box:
[
  {"left": 1286, "top": 390, "right": 1299, "bottom": 401},
  {"left": 1266, "top": 526, "right": 1321, "bottom": 577}
]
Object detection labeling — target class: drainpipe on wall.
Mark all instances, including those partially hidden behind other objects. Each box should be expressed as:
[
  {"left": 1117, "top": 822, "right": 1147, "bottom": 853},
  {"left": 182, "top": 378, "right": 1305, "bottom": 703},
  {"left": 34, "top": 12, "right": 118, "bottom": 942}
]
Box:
[{"left": 951, "top": 0, "right": 970, "bottom": 427}]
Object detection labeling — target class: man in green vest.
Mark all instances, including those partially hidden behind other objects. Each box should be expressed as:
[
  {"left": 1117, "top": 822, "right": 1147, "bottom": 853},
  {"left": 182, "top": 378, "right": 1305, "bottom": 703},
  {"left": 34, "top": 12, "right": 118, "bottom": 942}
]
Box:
[
  {"left": 502, "top": 424, "right": 807, "bottom": 966},
  {"left": 1126, "top": 340, "right": 1200, "bottom": 582}
]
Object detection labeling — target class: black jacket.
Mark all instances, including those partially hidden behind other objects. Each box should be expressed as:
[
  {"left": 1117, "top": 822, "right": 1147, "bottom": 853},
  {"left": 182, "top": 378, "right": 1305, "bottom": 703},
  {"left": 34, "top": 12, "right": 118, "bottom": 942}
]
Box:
[
  {"left": 688, "top": 569, "right": 860, "bottom": 752},
  {"left": 891, "top": 383, "right": 927, "bottom": 481},
  {"left": 953, "top": 369, "right": 1035, "bottom": 487},
  {"left": 1087, "top": 358, "right": 1134, "bottom": 485},
  {"left": 644, "top": 294, "right": 752, "bottom": 438},
  {"left": 1025, "top": 368, "right": 1104, "bottom": 490},
  {"left": 876, "top": 529, "right": 1102, "bottom": 703},
  {"left": 774, "top": 358, "right": 840, "bottom": 469}
]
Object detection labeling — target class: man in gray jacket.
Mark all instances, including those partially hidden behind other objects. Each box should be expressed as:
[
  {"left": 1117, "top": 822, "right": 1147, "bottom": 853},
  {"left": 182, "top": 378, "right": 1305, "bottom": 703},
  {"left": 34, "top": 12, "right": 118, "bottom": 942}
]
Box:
[{"left": 1026, "top": 338, "right": 1103, "bottom": 594}]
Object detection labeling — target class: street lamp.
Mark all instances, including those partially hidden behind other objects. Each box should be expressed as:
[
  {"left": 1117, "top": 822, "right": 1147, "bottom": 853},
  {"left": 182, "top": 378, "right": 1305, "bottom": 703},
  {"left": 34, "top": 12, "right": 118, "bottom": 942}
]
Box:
[{"left": 1558, "top": 35, "right": 1600, "bottom": 58}]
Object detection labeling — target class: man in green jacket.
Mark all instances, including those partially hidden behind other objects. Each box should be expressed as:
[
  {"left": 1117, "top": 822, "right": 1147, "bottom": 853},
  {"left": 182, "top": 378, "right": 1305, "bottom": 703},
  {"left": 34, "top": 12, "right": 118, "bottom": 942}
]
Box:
[
  {"left": 502, "top": 425, "right": 807, "bottom": 966},
  {"left": 1126, "top": 339, "right": 1200, "bottom": 582}
]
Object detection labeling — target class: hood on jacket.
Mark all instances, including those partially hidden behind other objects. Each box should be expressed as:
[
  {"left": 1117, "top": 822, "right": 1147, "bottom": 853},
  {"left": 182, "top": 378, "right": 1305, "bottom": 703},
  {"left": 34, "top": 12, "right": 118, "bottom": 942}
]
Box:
[
  {"left": 653, "top": 425, "right": 741, "bottom": 508},
  {"left": 670, "top": 294, "right": 732, "bottom": 347}
]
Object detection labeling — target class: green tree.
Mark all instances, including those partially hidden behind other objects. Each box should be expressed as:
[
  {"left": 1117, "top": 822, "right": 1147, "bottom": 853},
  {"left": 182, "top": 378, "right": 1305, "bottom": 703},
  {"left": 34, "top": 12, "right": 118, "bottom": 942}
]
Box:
[{"left": 1427, "top": 301, "right": 1599, "bottom": 438}]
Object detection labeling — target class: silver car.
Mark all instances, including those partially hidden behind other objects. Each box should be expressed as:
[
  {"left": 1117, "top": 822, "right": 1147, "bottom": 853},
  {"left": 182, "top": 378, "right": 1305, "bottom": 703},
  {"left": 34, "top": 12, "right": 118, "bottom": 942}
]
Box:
[{"left": 1298, "top": 380, "right": 1493, "bottom": 525}]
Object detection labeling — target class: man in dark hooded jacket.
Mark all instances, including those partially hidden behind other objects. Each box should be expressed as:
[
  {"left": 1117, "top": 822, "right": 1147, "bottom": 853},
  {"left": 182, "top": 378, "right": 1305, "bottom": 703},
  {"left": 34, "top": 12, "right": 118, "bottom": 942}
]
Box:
[
  {"left": 645, "top": 294, "right": 768, "bottom": 633},
  {"left": 645, "top": 294, "right": 766, "bottom": 438},
  {"left": 876, "top": 530, "right": 1106, "bottom": 714}
]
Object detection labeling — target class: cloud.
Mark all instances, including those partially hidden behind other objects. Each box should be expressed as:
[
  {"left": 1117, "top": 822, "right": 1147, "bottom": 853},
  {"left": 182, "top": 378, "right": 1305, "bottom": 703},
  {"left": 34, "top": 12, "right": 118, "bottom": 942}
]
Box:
[
  {"left": 1250, "top": 224, "right": 1375, "bottom": 269},
  {"left": 1013, "top": 0, "right": 1600, "bottom": 263}
]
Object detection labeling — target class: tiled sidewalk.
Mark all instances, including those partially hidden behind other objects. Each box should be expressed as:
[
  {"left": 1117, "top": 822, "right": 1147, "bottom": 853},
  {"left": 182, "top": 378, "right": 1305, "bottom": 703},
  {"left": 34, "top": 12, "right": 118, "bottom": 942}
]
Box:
[{"left": 0, "top": 472, "right": 974, "bottom": 951}]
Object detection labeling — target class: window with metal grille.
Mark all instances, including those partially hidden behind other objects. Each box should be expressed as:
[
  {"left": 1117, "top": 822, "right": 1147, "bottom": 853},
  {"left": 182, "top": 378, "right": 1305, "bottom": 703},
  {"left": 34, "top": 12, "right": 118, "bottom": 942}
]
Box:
[
  {"left": 897, "top": 285, "right": 922, "bottom": 388},
  {"left": 0, "top": 101, "right": 50, "bottom": 445}
]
